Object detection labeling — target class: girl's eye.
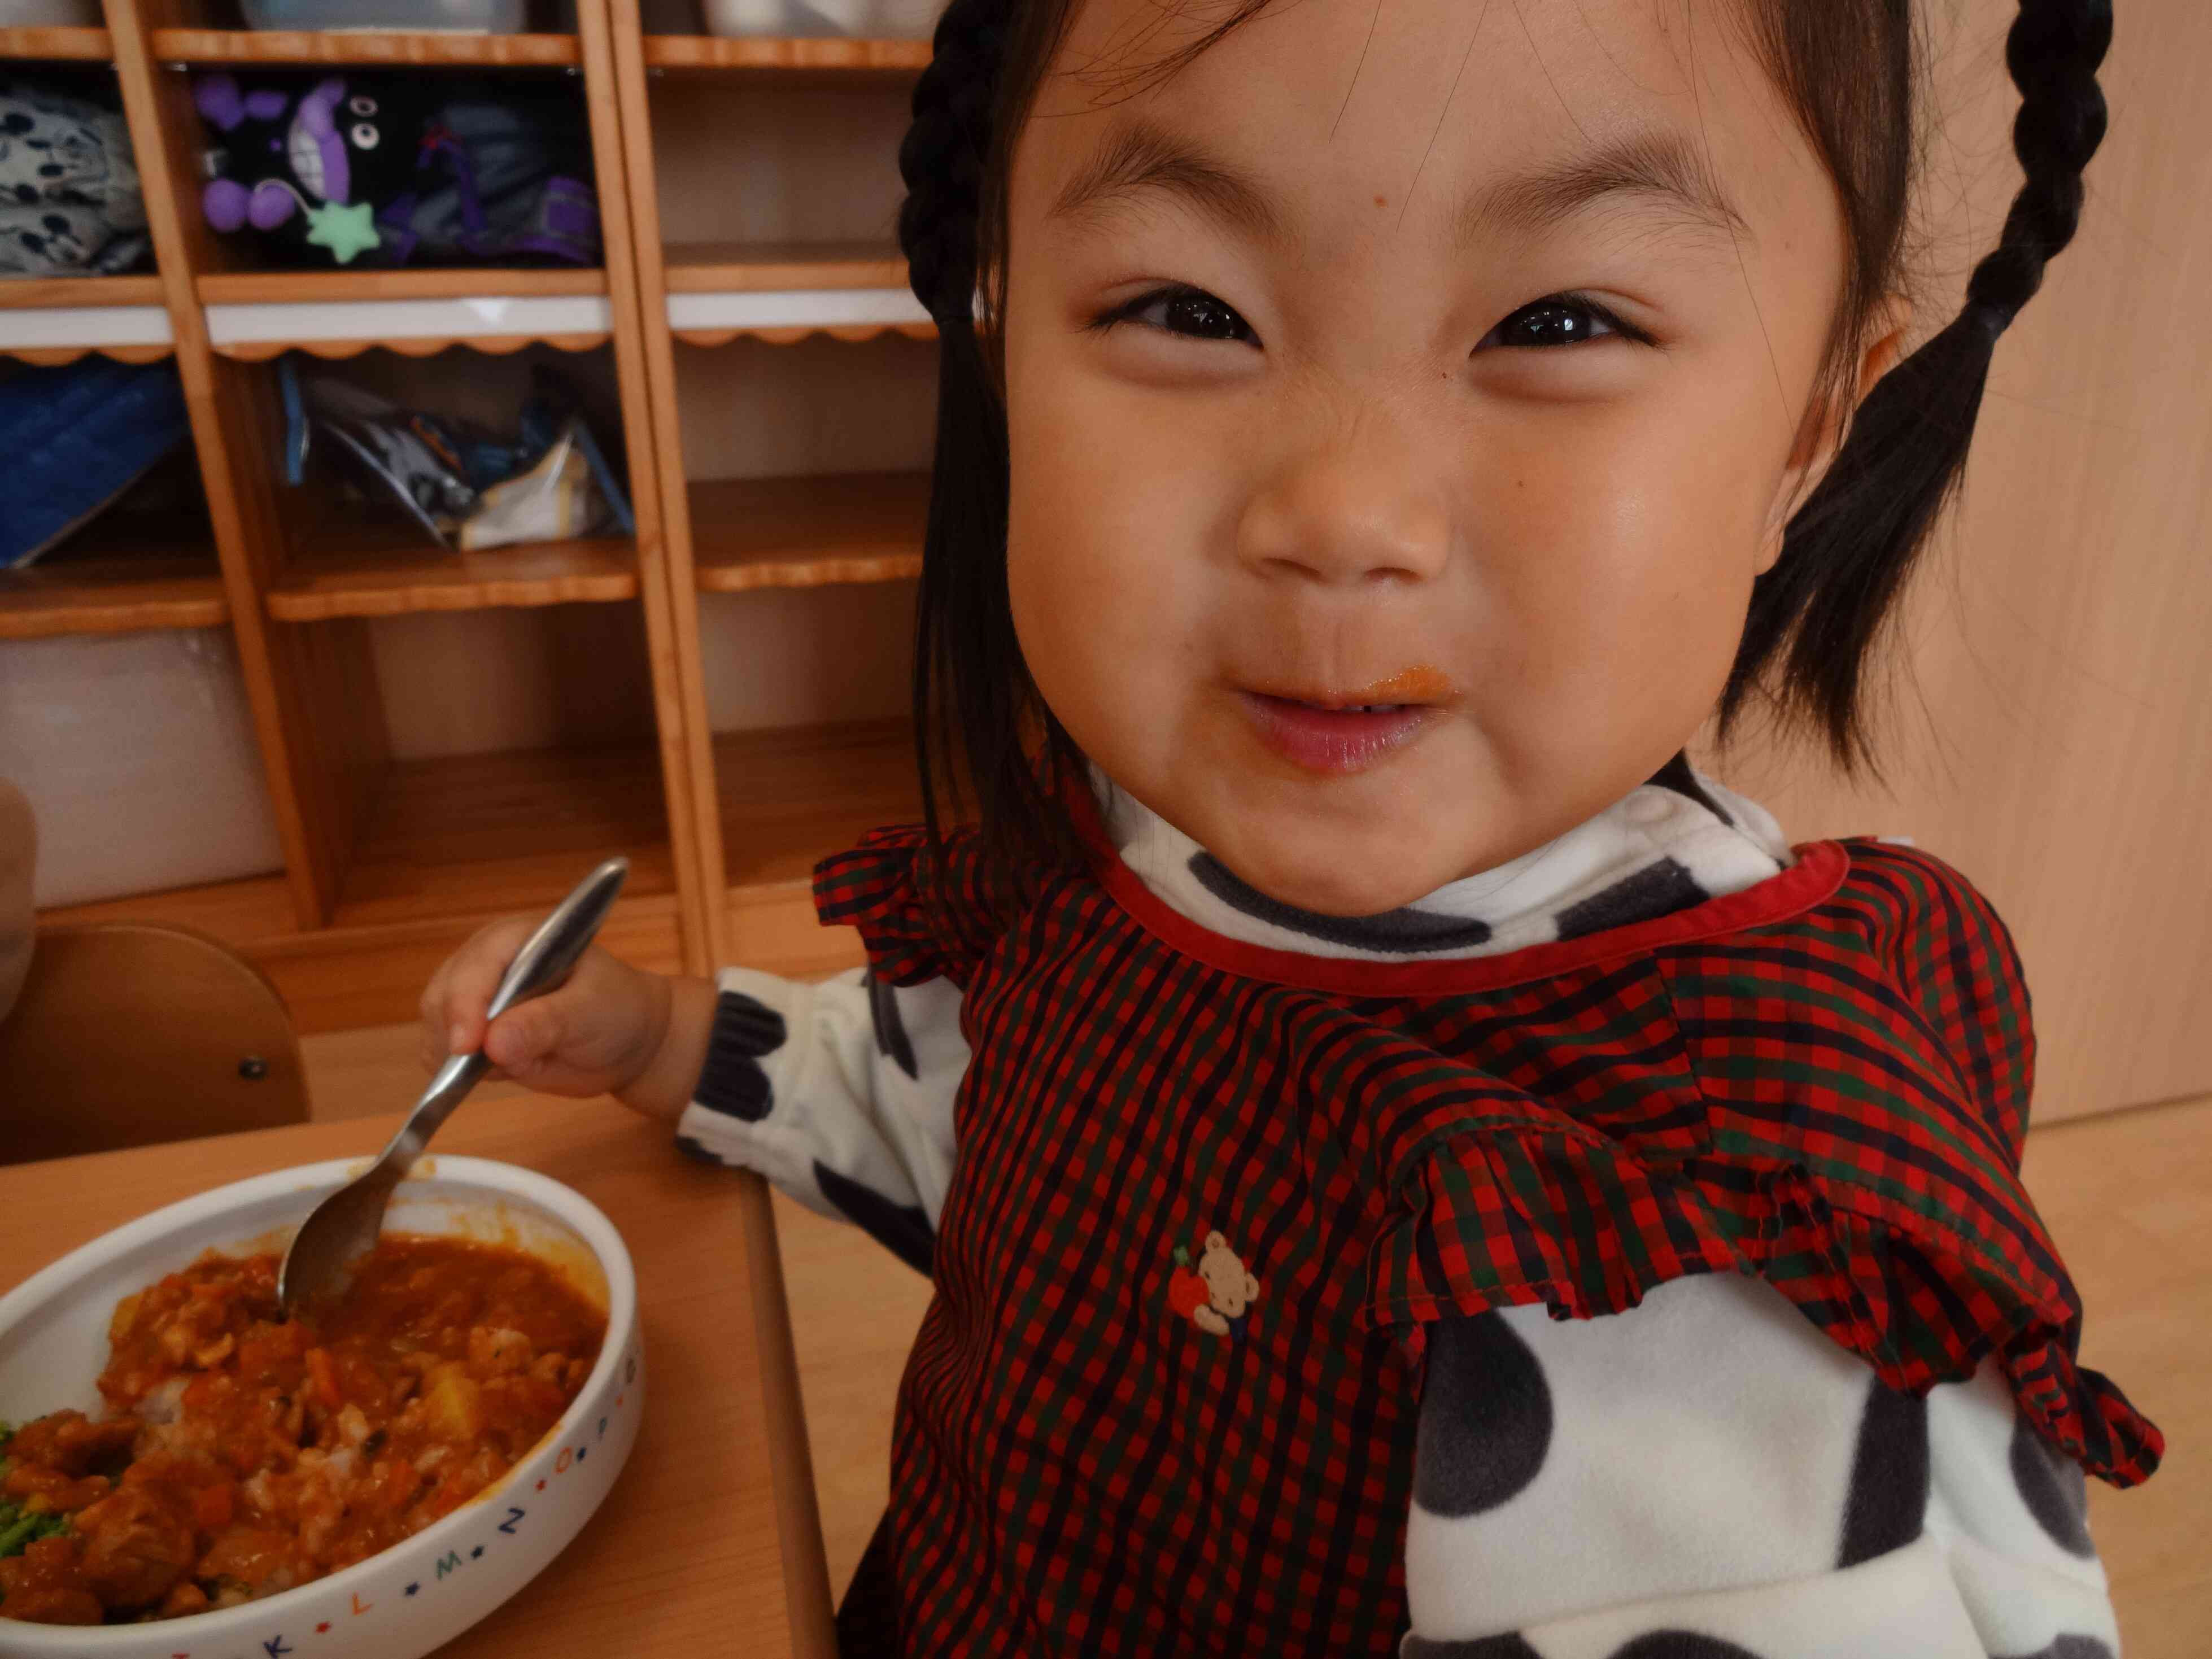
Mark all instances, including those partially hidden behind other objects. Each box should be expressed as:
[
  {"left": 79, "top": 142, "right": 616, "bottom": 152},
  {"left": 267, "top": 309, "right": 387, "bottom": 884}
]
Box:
[
  {"left": 1479, "top": 295, "right": 1638, "bottom": 351},
  {"left": 351, "top": 124, "right": 380, "bottom": 150},
  {"left": 1102, "top": 286, "right": 1259, "bottom": 346},
  {"left": 349, "top": 97, "right": 378, "bottom": 117}
]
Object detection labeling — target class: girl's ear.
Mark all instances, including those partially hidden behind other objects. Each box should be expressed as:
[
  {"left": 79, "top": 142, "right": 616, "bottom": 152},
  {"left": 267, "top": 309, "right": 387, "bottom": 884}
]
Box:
[{"left": 1755, "top": 295, "right": 1915, "bottom": 577}]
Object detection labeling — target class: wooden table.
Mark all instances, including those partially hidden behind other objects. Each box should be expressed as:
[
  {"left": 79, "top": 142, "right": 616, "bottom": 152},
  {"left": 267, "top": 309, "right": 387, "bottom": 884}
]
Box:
[{"left": 0, "top": 1095, "right": 801, "bottom": 1658}]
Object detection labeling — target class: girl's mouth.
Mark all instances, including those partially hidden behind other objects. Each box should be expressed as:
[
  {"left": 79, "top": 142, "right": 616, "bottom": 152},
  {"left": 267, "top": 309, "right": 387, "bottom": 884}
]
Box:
[{"left": 1237, "top": 670, "right": 1450, "bottom": 775}]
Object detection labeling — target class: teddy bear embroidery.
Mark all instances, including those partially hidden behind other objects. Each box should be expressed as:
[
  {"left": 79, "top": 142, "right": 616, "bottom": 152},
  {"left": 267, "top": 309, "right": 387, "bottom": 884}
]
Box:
[{"left": 1167, "top": 1230, "right": 1262, "bottom": 1338}]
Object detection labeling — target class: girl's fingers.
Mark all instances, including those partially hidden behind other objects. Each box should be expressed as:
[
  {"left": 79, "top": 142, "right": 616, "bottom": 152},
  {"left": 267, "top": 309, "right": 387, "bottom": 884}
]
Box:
[
  {"left": 483, "top": 996, "right": 564, "bottom": 1079},
  {"left": 439, "top": 919, "right": 534, "bottom": 1055}
]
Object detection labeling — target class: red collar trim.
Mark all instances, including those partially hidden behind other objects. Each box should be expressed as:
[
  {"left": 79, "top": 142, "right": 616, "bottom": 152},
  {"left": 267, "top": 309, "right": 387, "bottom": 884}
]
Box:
[{"left": 1067, "top": 785, "right": 1852, "bottom": 996}]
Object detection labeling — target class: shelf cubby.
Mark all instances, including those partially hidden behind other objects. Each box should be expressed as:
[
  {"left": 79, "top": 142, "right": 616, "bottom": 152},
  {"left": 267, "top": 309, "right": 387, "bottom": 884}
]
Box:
[
  {"left": 0, "top": 435, "right": 222, "bottom": 638},
  {"left": 715, "top": 717, "right": 920, "bottom": 892},
  {"left": 335, "top": 738, "right": 676, "bottom": 929}
]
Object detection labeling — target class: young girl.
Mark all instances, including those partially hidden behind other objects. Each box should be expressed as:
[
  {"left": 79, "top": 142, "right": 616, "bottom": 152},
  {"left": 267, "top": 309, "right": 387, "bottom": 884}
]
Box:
[{"left": 425, "top": 0, "right": 2161, "bottom": 1652}]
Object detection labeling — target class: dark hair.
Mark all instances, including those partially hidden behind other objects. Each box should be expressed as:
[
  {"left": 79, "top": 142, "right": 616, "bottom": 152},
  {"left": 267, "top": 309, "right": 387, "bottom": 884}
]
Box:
[{"left": 897, "top": 0, "right": 2114, "bottom": 893}]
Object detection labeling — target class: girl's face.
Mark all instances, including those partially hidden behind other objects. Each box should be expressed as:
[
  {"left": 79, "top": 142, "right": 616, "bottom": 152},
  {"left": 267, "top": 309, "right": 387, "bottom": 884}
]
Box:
[{"left": 1001, "top": 0, "right": 1904, "bottom": 914}]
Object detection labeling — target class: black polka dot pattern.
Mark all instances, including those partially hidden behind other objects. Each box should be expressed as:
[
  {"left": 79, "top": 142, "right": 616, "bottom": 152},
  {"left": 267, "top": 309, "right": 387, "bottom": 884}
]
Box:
[
  {"left": 814, "top": 1160, "right": 935, "bottom": 1278},
  {"left": 692, "top": 990, "right": 786, "bottom": 1123},
  {"left": 865, "top": 966, "right": 919, "bottom": 1080},
  {"left": 1836, "top": 1377, "right": 1930, "bottom": 1566},
  {"left": 1607, "top": 1636, "right": 1766, "bottom": 1659},
  {"left": 1402, "top": 1635, "right": 1545, "bottom": 1658},
  {"left": 2010, "top": 1410, "right": 2095, "bottom": 1557},
  {"left": 1554, "top": 857, "right": 1709, "bottom": 941},
  {"left": 1187, "top": 853, "right": 1494, "bottom": 954},
  {"left": 1414, "top": 1313, "right": 1553, "bottom": 1518}
]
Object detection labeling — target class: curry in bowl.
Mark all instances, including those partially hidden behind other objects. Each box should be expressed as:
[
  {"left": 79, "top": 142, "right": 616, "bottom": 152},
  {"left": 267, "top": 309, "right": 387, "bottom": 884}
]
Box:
[{"left": 1, "top": 1235, "right": 604, "bottom": 1626}]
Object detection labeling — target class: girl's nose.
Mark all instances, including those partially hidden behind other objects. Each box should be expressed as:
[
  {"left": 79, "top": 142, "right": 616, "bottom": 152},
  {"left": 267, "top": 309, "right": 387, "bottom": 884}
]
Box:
[{"left": 1234, "top": 419, "right": 1452, "bottom": 587}]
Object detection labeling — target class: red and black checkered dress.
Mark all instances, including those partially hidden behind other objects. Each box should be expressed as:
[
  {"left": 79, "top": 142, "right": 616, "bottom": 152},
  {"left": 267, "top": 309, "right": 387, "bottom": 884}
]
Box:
[{"left": 814, "top": 807, "right": 2161, "bottom": 1657}]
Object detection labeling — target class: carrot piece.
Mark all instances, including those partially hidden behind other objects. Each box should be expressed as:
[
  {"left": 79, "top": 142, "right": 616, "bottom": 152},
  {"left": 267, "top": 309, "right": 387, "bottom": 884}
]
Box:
[{"left": 306, "top": 1348, "right": 341, "bottom": 1409}]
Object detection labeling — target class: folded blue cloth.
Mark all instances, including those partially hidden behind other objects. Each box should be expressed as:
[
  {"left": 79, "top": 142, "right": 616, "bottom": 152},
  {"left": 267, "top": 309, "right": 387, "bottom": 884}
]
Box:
[{"left": 0, "top": 359, "right": 190, "bottom": 569}]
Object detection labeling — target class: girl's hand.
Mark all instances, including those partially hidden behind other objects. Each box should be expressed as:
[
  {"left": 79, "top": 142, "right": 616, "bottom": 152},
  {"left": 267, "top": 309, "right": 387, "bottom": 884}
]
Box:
[{"left": 417, "top": 920, "right": 715, "bottom": 1121}]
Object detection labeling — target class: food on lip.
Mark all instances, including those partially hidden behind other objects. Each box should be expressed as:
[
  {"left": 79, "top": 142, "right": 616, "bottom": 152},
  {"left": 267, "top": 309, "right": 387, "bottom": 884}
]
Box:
[
  {"left": 1246, "top": 663, "right": 1454, "bottom": 710},
  {"left": 0, "top": 1238, "right": 604, "bottom": 1627}
]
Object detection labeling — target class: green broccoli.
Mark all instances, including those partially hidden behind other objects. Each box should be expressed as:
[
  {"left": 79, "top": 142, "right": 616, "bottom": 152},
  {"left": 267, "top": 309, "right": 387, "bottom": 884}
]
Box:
[{"left": 0, "top": 1420, "right": 73, "bottom": 1561}]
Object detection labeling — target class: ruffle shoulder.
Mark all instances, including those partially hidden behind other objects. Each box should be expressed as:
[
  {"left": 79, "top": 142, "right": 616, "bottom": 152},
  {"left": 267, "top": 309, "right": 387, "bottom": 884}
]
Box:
[
  {"left": 812, "top": 821, "right": 1009, "bottom": 991},
  {"left": 1363, "top": 837, "right": 2162, "bottom": 1488}
]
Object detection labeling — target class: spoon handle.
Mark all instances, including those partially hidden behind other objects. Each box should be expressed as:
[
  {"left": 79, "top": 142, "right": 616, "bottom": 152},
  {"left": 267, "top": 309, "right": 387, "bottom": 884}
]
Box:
[{"left": 376, "top": 855, "right": 631, "bottom": 1168}]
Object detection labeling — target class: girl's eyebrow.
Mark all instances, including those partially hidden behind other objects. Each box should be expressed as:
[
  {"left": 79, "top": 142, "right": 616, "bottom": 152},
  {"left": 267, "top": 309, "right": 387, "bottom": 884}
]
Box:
[{"left": 1046, "top": 116, "right": 1751, "bottom": 253}]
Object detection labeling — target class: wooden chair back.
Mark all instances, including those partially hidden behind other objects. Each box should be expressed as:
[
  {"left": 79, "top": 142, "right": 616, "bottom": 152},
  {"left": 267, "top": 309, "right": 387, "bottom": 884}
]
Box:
[{"left": 0, "top": 923, "right": 308, "bottom": 1165}]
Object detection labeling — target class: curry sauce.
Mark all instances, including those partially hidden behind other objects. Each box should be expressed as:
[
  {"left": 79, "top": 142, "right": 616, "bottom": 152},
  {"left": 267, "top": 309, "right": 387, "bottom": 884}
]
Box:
[{"left": 0, "top": 1237, "right": 605, "bottom": 1625}]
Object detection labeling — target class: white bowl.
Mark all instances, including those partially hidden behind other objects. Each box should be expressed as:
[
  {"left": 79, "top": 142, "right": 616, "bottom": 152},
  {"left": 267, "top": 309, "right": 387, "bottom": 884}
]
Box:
[{"left": 0, "top": 1158, "right": 643, "bottom": 1659}]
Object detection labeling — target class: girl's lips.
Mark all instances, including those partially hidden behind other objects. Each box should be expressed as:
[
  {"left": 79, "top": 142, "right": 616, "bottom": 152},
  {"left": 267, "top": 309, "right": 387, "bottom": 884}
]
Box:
[{"left": 1238, "top": 692, "right": 1438, "bottom": 775}]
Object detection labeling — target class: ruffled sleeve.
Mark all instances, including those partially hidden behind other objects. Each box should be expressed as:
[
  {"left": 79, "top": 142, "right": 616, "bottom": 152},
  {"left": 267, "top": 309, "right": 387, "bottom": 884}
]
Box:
[
  {"left": 813, "top": 822, "right": 1007, "bottom": 991},
  {"left": 1360, "top": 839, "right": 2164, "bottom": 1488}
]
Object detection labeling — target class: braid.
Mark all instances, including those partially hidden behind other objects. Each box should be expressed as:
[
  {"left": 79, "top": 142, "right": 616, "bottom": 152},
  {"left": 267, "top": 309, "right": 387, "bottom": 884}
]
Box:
[
  {"left": 1718, "top": 0, "right": 2113, "bottom": 778},
  {"left": 897, "top": 0, "right": 1013, "bottom": 323}
]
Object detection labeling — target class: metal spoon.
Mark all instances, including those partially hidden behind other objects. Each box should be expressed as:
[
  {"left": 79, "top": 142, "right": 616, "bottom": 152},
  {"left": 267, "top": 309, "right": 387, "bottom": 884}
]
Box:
[{"left": 277, "top": 856, "right": 631, "bottom": 1317}]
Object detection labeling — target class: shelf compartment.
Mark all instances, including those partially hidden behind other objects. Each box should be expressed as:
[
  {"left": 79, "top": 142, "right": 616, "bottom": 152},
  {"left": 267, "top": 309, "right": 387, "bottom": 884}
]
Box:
[
  {"left": 641, "top": 34, "right": 930, "bottom": 75},
  {"left": 690, "top": 471, "right": 924, "bottom": 593},
  {"left": 151, "top": 29, "right": 581, "bottom": 68},
  {"left": 334, "top": 740, "right": 675, "bottom": 931},
  {"left": 0, "top": 25, "right": 109, "bottom": 60},
  {"left": 715, "top": 717, "right": 920, "bottom": 892},
  {"left": 0, "top": 557, "right": 227, "bottom": 640},
  {"left": 206, "top": 289, "right": 614, "bottom": 359},
  {"left": 265, "top": 535, "right": 639, "bottom": 622}
]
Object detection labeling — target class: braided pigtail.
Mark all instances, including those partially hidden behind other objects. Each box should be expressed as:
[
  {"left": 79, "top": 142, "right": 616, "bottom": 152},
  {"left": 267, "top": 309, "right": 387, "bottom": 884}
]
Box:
[
  {"left": 900, "top": 0, "right": 1089, "bottom": 900},
  {"left": 1718, "top": 0, "right": 2114, "bottom": 778}
]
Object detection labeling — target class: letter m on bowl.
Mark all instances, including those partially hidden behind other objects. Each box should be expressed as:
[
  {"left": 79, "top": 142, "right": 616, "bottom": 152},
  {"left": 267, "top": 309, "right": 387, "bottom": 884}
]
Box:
[{"left": 437, "top": 1550, "right": 465, "bottom": 1578}]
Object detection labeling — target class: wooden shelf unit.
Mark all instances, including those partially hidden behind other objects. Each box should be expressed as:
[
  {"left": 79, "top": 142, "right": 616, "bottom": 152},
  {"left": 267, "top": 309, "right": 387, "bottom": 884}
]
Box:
[{"left": 8, "top": 0, "right": 701, "bottom": 1020}]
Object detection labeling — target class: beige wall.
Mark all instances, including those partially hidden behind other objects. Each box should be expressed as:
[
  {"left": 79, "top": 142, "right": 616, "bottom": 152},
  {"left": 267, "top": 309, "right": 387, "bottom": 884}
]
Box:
[{"left": 1692, "top": 0, "right": 2211, "bottom": 1124}]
